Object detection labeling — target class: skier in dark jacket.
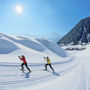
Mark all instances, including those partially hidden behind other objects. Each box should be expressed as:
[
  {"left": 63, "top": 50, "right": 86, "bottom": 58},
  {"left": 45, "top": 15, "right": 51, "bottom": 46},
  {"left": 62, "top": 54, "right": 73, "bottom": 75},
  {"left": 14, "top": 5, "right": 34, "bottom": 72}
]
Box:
[
  {"left": 44, "top": 56, "right": 54, "bottom": 72},
  {"left": 18, "top": 55, "right": 31, "bottom": 72}
]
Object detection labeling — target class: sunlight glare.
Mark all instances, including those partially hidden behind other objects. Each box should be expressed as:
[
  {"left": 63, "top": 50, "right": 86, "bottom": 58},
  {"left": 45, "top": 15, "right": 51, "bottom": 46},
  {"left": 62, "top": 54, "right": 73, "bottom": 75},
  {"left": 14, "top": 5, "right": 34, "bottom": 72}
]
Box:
[{"left": 16, "top": 5, "right": 23, "bottom": 14}]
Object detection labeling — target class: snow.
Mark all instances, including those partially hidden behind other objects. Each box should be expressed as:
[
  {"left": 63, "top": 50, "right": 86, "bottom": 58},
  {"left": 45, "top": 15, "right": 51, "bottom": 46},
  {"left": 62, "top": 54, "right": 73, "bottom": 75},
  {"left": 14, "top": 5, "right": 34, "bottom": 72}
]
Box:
[
  {"left": 61, "top": 44, "right": 86, "bottom": 50},
  {"left": 0, "top": 33, "right": 90, "bottom": 90},
  {"left": 37, "top": 39, "right": 67, "bottom": 57},
  {"left": 0, "top": 33, "right": 67, "bottom": 63}
]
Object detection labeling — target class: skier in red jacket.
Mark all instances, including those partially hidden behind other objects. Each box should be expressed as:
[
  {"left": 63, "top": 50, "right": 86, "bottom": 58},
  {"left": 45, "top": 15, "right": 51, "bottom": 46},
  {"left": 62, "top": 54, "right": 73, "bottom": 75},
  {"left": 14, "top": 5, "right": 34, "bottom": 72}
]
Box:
[{"left": 18, "top": 55, "right": 31, "bottom": 72}]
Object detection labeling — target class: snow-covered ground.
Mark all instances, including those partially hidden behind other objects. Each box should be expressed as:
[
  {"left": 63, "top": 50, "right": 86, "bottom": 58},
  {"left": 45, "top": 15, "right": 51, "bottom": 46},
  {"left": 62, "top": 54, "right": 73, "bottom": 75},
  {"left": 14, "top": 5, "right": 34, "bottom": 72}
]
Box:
[{"left": 0, "top": 33, "right": 90, "bottom": 90}]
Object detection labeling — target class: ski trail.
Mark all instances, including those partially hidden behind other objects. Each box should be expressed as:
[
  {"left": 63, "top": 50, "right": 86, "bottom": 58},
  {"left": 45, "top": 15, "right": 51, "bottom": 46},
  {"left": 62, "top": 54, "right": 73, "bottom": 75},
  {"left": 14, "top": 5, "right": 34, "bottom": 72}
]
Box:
[
  {"left": 0, "top": 58, "right": 79, "bottom": 90},
  {"left": 86, "top": 67, "right": 90, "bottom": 90}
]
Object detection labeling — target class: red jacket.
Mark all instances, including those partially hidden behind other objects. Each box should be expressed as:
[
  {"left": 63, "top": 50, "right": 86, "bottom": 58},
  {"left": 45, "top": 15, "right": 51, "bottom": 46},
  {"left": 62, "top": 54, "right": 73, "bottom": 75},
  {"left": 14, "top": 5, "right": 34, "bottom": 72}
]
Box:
[{"left": 20, "top": 56, "right": 27, "bottom": 64}]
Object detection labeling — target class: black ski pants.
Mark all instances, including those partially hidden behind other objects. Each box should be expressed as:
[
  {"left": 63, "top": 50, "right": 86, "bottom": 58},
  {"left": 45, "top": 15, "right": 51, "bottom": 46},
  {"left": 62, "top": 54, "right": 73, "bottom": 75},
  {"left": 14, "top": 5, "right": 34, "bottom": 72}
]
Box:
[
  {"left": 21, "top": 63, "right": 30, "bottom": 71},
  {"left": 45, "top": 64, "right": 54, "bottom": 71}
]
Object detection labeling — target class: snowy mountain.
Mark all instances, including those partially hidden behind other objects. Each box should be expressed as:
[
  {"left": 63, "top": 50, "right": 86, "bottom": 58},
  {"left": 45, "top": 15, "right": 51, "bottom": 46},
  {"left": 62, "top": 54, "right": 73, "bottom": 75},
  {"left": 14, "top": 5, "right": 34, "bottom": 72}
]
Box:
[
  {"left": 0, "top": 33, "right": 67, "bottom": 63},
  {"left": 0, "top": 33, "right": 90, "bottom": 90},
  {"left": 57, "top": 16, "right": 90, "bottom": 45},
  {"left": 36, "top": 32, "right": 61, "bottom": 42}
]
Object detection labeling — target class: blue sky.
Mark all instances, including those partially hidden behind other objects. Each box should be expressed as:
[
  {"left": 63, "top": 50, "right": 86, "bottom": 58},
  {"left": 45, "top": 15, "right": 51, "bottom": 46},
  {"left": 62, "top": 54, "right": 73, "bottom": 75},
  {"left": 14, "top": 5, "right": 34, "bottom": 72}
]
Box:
[{"left": 0, "top": 0, "right": 90, "bottom": 40}]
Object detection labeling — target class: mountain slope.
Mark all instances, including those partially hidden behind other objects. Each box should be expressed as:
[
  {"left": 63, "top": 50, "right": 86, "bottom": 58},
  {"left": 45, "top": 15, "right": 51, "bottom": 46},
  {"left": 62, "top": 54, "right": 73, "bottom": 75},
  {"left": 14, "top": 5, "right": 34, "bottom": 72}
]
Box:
[
  {"left": 57, "top": 17, "right": 90, "bottom": 45},
  {"left": 0, "top": 33, "right": 87, "bottom": 90},
  {"left": 0, "top": 33, "right": 67, "bottom": 63}
]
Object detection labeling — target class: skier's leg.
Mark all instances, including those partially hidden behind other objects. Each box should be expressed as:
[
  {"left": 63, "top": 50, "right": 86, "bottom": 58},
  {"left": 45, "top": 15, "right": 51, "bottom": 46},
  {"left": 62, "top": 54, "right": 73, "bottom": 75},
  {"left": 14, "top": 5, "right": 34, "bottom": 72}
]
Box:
[
  {"left": 45, "top": 64, "right": 48, "bottom": 70},
  {"left": 49, "top": 64, "right": 54, "bottom": 72},
  {"left": 25, "top": 63, "right": 31, "bottom": 72},
  {"left": 21, "top": 63, "right": 24, "bottom": 70}
]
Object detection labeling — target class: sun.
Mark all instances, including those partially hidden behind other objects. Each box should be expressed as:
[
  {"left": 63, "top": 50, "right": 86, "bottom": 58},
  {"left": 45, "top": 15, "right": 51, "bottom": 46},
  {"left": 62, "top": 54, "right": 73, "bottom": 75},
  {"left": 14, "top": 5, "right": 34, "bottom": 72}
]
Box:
[{"left": 16, "top": 5, "right": 23, "bottom": 14}]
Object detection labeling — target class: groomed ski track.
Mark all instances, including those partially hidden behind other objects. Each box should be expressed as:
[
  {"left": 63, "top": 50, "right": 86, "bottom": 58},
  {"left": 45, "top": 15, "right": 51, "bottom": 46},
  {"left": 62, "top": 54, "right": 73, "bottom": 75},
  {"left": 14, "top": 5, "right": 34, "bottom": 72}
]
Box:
[{"left": 0, "top": 57, "right": 83, "bottom": 90}]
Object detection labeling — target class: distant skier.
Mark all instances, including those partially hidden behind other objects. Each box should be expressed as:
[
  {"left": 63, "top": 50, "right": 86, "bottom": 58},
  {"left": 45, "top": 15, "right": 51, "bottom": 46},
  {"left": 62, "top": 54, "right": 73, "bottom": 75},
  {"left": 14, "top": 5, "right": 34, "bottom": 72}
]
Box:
[
  {"left": 18, "top": 55, "right": 31, "bottom": 72},
  {"left": 44, "top": 56, "right": 54, "bottom": 72}
]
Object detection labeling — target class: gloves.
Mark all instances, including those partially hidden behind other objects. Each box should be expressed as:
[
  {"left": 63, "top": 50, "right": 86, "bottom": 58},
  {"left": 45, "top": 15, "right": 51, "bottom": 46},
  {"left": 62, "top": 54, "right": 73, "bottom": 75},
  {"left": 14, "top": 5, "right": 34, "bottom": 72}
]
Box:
[{"left": 18, "top": 56, "right": 20, "bottom": 58}]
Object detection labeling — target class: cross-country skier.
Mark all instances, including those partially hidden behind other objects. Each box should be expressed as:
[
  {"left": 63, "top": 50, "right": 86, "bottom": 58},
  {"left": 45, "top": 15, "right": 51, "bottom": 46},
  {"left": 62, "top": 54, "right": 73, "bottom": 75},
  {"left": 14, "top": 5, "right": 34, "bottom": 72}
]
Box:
[
  {"left": 44, "top": 56, "right": 54, "bottom": 72},
  {"left": 18, "top": 55, "right": 31, "bottom": 72}
]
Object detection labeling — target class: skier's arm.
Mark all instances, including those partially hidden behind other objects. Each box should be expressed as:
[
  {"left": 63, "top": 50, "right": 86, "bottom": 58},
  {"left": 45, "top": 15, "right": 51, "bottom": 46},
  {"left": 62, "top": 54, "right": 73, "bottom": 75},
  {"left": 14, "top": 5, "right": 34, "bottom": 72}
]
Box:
[
  {"left": 44, "top": 57, "right": 47, "bottom": 60},
  {"left": 18, "top": 56, "right": 22, "bottom": 60}
]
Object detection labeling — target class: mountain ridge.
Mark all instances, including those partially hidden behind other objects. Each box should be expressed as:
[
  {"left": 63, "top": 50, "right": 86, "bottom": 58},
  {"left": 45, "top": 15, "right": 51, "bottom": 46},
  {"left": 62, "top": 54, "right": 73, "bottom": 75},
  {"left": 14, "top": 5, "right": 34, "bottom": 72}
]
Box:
[{"left": 57, "top": 16, "right": 90, "bottom": 45}]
